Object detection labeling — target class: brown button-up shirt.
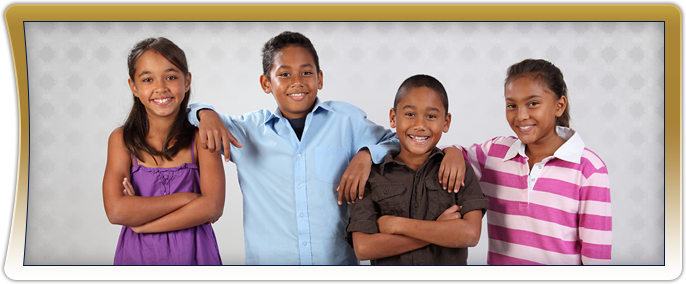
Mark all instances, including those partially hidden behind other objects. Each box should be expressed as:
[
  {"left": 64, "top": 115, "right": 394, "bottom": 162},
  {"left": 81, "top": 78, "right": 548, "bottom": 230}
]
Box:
[{"left": 345, "top": 148, "right": 488, "bottom": 265}]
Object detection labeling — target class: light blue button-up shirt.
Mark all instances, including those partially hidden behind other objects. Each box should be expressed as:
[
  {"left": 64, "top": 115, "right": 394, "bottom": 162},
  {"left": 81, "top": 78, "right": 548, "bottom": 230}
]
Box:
[{"left": 189, "top": 99, "right": 398, "bottom": 265}]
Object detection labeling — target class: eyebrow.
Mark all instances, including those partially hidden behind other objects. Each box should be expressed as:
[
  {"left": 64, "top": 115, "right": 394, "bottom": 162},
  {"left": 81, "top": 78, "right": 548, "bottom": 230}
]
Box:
[
  {"left": 506, "top": 95, "right": 541, "bottom": 101},
  {"left": 137, "top": 68, "right": 180, "bottom": 78},
  {"left": 276, "top": 63, "right": 314, "bottom": 69},
  {"left": 401, "top": 105, "right": 441, "bottom": 113}
]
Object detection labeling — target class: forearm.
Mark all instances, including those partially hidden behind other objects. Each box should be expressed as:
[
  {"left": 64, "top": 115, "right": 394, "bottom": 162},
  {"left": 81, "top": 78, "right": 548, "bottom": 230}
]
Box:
[
  {"left": 133, "top": 195, "right": 223, "bottom": 233},
  {"left": 105, "top": 192, "right": 198, "bottom": 227},
  {"left": 385, "top": 211, "right": 482, "bottom": 248},
  {"left": 352, "top": 231, "right": 429, "bottom": 261}
]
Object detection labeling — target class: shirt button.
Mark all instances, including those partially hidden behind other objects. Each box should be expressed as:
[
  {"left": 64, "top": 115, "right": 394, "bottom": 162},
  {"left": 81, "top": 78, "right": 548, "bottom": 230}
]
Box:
[
  {"left": 531, "top": 178, "right": 536, "bottom": 182},
  {"left": 413, "top": 203, "right": 418, "bottom": 208},
  {"left": 538, "top": 165, "right": 542, "bottom": 169},
  {"left": 298, "top": 184, "right": 303, "bottom": 188},
  {"left": 302, "top": 242, "right": 307, "bottom": 246},
  {"left": 300, "top": 213, "right": 304, "bottom": 217},
  {"left": 297, "top": 154, "right": 302, "bottom": 159},
  {"left": 383, "top": 190, "right": 389, "bottom": 194}
]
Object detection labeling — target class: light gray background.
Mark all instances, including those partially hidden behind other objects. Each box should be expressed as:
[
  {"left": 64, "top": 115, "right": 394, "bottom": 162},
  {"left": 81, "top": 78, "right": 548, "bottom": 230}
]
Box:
[{"left": 23, "top": 21, "right": 664, "bottom": 265}]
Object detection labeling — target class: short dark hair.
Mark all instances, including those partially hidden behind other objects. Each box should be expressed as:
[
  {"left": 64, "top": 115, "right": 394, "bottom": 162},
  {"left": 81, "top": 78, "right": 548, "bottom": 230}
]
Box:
[
  {"left": 505, "top": 59, "right": 570, "bottom": 127},
  {"left": 394, "top": 74, "right": 449, "bottom": 116},
  {"left": 261, "top": 31, "right": 321, "bottom": 79}
]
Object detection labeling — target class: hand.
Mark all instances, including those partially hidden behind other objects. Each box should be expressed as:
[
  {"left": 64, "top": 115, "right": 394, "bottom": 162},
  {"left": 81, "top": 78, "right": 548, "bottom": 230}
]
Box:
[
  {"left": 377, "top": 215, "right": 398, "bottom": 235},
  {"left": 439, "top": 147, "right": 466, "bottom": 193},
  {"left": 436, "top": 205, "right": 462, "bottom": 221},
  {"left": 130, "top": 224, "right": 145, "bottom": 234},
  {"left": 198, "top": 109, "right": 243, "bottom": 161},
  {"left": 336, "top": 150, "right": 372, "bottom": 205},
  {"left": 122, "top": 177, "right": 135, "bottom": 196},
  {"left": 206, "top": 217, "right": 220, "bottom": 225}
]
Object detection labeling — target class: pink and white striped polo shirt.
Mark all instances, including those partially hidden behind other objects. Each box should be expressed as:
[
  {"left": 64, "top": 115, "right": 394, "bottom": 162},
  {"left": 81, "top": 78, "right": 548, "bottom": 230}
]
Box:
[{"left": 453, "top": 126, "right": 611, "bottom": 265}]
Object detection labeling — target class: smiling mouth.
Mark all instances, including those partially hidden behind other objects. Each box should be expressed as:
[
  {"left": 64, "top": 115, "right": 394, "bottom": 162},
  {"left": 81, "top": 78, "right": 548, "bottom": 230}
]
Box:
[
  {"left": 517, "top": 125, "right": 534, "bottom": 132},
  {"left": 288, "top": 92, "right": 306, "bottom": 97},
  {"left": 153, "top": 97, "right": 172, "bottom": 104},
  {"left": 409, "top": 134, "right": 429, "bottom": 143}
]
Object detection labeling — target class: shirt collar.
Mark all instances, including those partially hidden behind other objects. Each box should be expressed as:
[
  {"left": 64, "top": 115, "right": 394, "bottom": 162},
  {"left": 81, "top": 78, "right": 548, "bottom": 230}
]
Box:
[
  {"left": 379, "top": 147, "right": 444, "bottom": 174},
  {"left": 503, "top": 126, "right": 585, "bottom": 164},
  {"left": 263, "top": 97, "right": 330, "bottom": 126}
]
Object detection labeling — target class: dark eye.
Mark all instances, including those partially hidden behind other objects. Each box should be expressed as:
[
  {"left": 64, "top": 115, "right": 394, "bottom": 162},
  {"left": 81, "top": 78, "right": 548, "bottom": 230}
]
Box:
[
  {"left": 506, "top": 104, "right": 516, "bottom": 109},
  {"left": 529, "top": 101, "right": 539, "bottom": 107},
  {"left": 405, "top": 112, "right": 415, "bottom": 117},
  {"left": 302, "top": 71, "right": 312, "bottom": 75},
  {"left": 167, "top": 76, "right": 177, "bottom": 80},
  {"left": 142, "top": 78, "right": 152, "bottom": 83},
  {"left": 279, "top": 72, "right": 290, "bottom": 77},
  {"left": 427, "top": 114, "right": 437, "bottom": 119}
]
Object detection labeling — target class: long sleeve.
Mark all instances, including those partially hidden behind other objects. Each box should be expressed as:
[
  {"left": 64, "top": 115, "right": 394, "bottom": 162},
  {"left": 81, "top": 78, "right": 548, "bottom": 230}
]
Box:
[{"left": 577, "top": 153, "right": 612, "bottom": 264}]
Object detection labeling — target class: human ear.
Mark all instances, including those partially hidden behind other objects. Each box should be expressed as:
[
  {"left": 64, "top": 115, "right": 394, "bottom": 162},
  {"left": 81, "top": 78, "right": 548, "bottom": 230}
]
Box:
[
  {"left": 443, "top": 113, "right": 452, "bottom": 133},
  {"left": 389, "top": 108, "right": 396, "bottom": 128},
  {"left": 184, "top": 72, "right": 192, "bottom": 93},
  {"left": 259, "top": 74, "right": 271, "bottom": 94},
  {"left": 128, "top": 78, "right": 138, "bottom": 97},
  {"left": 317, "top": 70, "right": 323, "bottom": 90},
  {"left": 555, "top": 96, "right": 567, "bottom": 117}
]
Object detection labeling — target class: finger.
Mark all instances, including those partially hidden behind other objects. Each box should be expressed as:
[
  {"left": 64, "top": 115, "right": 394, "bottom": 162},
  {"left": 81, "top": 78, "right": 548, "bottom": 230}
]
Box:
[
  {"left": 447, "top": 167, "right": 457, "bottom": 193},
  {"left": 336, "top": 185, "right": 344, "bottom": 206},
  {"left": 227, "top": 131, "right": 243, "bottom": 149},
  {"left": 348, "top": 178, "right": 359, "bottom": 204},
  {"left": 456, "top": 169, "right": 466, "bottom": 192},
  {"left": 438, "top": 162, "right": 445, "bottom": 185},
  {"left": 358, "top": 175, "right": 368, "bottom": 200},
  {"left": 442, "top": 167, "right": 451, "bottom": 192},
  {"left": 199, "top": 132, "right": 209, "bottom": 150}
]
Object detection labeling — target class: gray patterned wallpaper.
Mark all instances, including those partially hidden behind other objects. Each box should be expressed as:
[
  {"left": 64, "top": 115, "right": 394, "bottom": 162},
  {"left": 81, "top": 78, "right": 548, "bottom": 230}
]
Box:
[{"left": 24, "top": 21, "right": 664, "bottom": 265}]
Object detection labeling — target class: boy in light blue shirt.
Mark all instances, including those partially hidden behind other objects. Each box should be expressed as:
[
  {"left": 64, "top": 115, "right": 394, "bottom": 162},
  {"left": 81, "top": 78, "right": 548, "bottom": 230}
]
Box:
[{"left": 189, "top": 31, "right": 461, "bottom": 265}]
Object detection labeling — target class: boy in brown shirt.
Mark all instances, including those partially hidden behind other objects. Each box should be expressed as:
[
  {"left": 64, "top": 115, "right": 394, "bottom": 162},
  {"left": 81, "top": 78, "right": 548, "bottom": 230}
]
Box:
[{"left": 345, "top": 74, "right": 488, "bottom": 265}]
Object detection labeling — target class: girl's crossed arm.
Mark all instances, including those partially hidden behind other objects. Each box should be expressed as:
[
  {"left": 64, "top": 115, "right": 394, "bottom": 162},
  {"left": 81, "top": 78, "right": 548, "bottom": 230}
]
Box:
[
  {"left": 103, "top": 127, "right": 201, "bottom": 227},
  {"left": 128, "top": 132, "right": 226, "bottom": 234}
]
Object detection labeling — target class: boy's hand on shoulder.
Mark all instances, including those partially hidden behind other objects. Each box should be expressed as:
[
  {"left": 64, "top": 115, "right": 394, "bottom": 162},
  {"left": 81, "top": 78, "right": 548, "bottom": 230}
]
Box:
[
  {"left": 436, "top": 205, "right": 462, "bottom": 221},
  {"left": 198, "top": 109, "right": 243, "bottom": 162},
  {"left": 439, "top": 147, "right": 466, "bottom": 193},
  {"left": 336, "top": 149, "right": 372, "bottom": 205}
]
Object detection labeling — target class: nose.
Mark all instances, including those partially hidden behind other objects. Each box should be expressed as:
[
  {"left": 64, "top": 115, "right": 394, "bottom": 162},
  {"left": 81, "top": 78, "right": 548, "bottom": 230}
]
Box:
[
  {"left": 517, "top": 108, "right": 529, "bottom": 120},
  {"left": 153, "top": 79, "right": 167, "bottom": 93},
  {"left": 412, "top": 117, "right": 427, "bottom": 131},
  {"left": 289, "top": 74, "right": 303, "bottom": 88}
]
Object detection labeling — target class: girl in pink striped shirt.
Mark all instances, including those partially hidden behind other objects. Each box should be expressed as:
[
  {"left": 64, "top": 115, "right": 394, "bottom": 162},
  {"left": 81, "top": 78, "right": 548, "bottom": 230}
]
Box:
[{"left": 446, "top": 59, "right": 611, "bottom": 265}]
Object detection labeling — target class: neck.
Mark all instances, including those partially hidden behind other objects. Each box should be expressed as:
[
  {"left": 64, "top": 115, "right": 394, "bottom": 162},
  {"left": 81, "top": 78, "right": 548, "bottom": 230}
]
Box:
[
  {"left": 147, "top": 114, "right": 175, "bottom": 140},
  {"left": 524, "top": 130, "right": 566, "bottom": 161},
  {"left": 394, "top": 150, "right": 431, "bottom": 171}
]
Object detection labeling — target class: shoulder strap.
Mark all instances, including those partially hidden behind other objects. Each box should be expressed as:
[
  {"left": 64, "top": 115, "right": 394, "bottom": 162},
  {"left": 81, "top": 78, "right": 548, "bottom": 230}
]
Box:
[{"left": 191, "top": 138, "right": 196, "bottom": 164}]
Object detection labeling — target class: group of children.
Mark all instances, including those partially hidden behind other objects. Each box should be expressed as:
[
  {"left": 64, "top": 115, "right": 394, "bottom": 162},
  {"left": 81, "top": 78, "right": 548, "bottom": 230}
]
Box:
[{"left": 102, "top": 31, "right": 611, "bottom": 266}]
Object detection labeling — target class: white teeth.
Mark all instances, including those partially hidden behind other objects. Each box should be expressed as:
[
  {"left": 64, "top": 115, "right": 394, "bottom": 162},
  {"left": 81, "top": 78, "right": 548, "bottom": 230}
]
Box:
[
  {"left": 519, "top": 125, "right": 533, "bottom": 130},
  {"left": 409, "top": 135, "right": 428, "bottom": 142},
  {"left": 153, "top": 98, "right": 171, "bottom": 103},
  {"left": 289, "top": 93, "right": 305, "bottom": 97}
]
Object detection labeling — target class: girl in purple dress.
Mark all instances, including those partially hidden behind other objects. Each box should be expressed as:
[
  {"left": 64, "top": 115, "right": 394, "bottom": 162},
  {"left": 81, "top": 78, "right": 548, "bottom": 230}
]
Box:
[{"left": 103, "top": 37, "right": 224, "bottom": 265}]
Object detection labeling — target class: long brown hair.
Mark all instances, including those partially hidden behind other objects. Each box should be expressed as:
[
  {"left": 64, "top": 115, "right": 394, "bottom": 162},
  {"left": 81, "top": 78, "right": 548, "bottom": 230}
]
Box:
[
  {"left": 123, "top": 37, "right": 196, "bottom": 164},
  {"left": 505, "top": 59, "right": 570, "bottom": 127}
]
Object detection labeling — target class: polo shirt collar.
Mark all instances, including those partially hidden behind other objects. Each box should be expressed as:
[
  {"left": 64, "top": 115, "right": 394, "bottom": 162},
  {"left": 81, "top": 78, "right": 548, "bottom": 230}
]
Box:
[{"left": 503, "top": 126, "right": 585, "bottom": 164}]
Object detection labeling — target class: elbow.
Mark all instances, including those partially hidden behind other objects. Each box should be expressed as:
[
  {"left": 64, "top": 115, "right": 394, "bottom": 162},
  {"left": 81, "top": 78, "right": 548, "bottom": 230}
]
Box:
[
  {"left": 353, "top": 242, "right": 372, "bottom": 261},
  {"left": 105, "top": 205, "right": 128, "bottom": 225},
  {"left": 207, "top": 202, "right": 224, "bottom": 222},
  {"left": 464, "top": 229, "right": 481, "bottom": 247}
]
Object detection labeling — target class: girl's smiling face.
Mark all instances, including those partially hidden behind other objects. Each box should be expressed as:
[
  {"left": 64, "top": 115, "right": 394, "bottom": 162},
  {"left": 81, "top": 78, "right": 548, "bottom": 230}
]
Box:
[
  {"left": 128, "top": 50, "right": 191, "bottom": 120},
  {"left": 505, "top": 76, "right": 567, "bottom": 146},
  {"left": 260, "top": 45, "right": 323, "bottom": 119}
]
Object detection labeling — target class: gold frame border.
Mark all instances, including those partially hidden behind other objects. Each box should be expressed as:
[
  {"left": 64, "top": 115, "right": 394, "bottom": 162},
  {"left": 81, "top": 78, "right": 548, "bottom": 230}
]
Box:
[{"left": 2, "top": 1, "right": 683, "bottom": 280}]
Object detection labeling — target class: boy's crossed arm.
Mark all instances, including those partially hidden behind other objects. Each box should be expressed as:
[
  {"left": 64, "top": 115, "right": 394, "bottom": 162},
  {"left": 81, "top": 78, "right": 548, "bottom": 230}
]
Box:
[{"left": 351, "top": 205, "right": 481, "bottom": 261}]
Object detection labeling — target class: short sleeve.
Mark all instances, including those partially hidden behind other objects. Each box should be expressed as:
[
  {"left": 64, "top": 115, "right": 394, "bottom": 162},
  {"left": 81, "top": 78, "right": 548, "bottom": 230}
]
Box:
[
  {"left": 344, "top": 186, "right": 381, "bottom": 249},
  {"left": 456, "top": 162, "right": 489, "bottom": 216}
]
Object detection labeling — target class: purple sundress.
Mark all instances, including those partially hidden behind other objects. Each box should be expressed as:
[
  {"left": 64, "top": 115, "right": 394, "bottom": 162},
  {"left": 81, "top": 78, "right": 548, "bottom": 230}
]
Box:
[{"left": 113, "top": 140, "right": 222, "bottom": 265}]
